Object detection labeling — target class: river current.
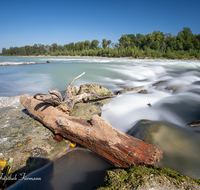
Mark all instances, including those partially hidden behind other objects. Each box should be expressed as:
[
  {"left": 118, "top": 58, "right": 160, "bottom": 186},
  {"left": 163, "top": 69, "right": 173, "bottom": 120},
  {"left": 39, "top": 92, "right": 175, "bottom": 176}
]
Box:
[
  {"left": 1, "top": 56, "right": 200, "bottom": 187},
  {"left": 1, "top": 57, "right": 200, "bottom": 128}
]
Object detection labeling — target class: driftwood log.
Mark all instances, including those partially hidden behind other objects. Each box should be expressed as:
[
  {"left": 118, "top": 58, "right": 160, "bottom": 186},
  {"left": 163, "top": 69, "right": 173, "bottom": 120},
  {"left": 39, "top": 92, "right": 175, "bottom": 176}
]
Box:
[
  {"left": 34, "top": 72, "right": 116, "bottom": 114},
  {"left": 20, "top": 94, "right": 162, "bottom": 168}
]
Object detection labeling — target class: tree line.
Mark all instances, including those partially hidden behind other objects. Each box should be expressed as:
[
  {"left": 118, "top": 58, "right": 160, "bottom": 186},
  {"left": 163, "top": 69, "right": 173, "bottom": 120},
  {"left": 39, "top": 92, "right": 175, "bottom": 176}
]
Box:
[{"left": 1, "top": 27, "right": 200, "bottom": 59}]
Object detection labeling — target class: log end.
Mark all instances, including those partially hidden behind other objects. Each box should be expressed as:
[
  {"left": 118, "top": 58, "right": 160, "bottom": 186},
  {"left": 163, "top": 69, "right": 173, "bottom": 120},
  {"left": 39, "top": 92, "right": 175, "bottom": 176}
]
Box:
[{"left": 20, "top": 94, "right": 32, "bottom": 106}]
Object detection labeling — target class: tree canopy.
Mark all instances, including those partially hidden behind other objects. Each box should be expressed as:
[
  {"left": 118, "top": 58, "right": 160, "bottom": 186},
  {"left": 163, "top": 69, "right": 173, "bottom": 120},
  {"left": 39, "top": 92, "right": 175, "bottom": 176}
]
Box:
[{"left": 2, "top": 27, "right": 200, "bottom": 59}]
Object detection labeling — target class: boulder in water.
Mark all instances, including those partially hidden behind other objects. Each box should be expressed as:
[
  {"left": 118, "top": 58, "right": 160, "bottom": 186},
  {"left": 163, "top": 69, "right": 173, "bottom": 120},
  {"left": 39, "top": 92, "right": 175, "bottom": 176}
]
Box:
[
  {"left": 114, "top": 86, "right": 142, "bottom": 95},
  {"left": 128, "top": 120, "right": 200, "bottom": 179}
]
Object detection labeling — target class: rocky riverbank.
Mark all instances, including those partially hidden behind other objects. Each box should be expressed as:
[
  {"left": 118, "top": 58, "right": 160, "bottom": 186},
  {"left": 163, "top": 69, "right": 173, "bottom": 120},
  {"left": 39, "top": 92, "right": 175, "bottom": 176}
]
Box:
[{"left": 0, "top": 83, "right": 113, "bottom": 189}]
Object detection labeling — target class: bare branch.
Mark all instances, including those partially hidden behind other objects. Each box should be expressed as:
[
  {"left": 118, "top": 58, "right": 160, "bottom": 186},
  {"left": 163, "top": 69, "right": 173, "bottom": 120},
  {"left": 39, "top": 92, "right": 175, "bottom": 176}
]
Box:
[
  {"left": 64, "top": 72, "right": 85, "bottom": 99},
  {"left": 74, "top": 92, "right": 116, "bottom": 102},
  {"left": 68, "top": 72, "right": 85, "bottom": 87},
  {"left": 34, "top": 89, "right": 62, "bottom": 106}
]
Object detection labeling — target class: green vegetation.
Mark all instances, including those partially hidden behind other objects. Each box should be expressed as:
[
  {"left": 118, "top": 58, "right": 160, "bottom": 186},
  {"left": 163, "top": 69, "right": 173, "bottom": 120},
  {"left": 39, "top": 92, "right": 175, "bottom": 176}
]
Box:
[
  {"left": 98, "top": 164, "right": 200, "bottom": 189},
  {"left": 2, "top": 27, "right": 200, "bottom": 59},
  {"left": 99, "top": 92, "right": 111, "bottom": 95}
]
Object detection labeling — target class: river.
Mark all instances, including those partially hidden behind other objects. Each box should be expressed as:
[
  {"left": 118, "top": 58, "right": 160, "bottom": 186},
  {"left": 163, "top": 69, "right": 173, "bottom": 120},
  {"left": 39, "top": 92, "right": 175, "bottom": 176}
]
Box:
[
  {"left": 1, "top": 56, "right": 200, "bottom": 128},
  {"left": 1, "top": 56, "right": 200, "bottom": 188}
]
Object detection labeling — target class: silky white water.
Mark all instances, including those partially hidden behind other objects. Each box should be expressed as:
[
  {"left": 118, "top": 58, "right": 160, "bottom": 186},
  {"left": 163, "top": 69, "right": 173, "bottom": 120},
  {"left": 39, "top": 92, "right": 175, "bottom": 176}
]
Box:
[{"left": 1, "top": 57, "right": 200, "bottom": 128}]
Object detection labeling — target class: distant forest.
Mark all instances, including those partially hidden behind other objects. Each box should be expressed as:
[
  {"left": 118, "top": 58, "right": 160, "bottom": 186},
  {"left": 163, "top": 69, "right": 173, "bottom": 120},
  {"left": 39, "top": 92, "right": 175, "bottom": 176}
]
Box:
[{"left": 1, "top": 27, "right": 200, "bottom": 59}]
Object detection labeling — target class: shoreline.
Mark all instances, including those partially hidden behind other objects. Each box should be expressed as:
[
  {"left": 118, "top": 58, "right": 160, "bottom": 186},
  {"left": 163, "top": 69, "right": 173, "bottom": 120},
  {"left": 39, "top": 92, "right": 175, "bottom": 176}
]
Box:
[{"left": 0, "top": 55, "right": 199, "bottom": 61}]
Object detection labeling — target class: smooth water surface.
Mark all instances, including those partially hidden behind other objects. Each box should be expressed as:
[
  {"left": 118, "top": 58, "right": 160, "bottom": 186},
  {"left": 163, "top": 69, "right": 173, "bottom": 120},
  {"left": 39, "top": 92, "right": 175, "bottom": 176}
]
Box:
[{"left": 8, "top": 148, "right": 114, "bottom": 190}]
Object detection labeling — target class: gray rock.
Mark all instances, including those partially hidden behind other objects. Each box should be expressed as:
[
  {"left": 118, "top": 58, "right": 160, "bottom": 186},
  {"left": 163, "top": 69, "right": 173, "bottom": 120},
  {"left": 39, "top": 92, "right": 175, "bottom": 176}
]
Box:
[
  {"left": 165, "top": 85, "right": 180, "bottom": 92},
  {"left": 192, "top": 81, "right": 200, "bottom": 85},
  {"left": 154, "top": 93, "right": 200, "bottom": 124},
  {"left": 78, "top": 83, "right": 112, "bottom": 97},
  {"left": 0, "top": 103, "right": 72, "bottom": 184},
  {"left": 71, "top": 85, "right": 80, "bottom": 96},
  {"left": 114, "top": 86, "right": 142, "bottom": 95},
  {"left": 70, "top": 103, "right": 101, "bottom": 120},
  {"left": 152, "top": 80, "right": 167, "bottom": 87},
  {"left": 78, "top": 83, "right": 113, "bottom": 105},
  {"left": 138, "top": 89, "right": 148, "bottom": 94}
]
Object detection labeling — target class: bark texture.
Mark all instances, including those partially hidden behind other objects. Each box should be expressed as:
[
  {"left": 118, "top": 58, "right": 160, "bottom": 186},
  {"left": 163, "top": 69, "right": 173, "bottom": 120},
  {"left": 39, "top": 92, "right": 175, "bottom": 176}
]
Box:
[{"left": 20, "top": 94, "right": 162, "bottom": 168}]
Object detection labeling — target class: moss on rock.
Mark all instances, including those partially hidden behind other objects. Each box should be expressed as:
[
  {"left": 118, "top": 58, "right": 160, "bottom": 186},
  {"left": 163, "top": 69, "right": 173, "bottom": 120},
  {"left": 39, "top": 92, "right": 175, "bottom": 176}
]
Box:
[
  {"left": 77, "top": 83, "right": 113, "bottom": 105},
  {"left": 98, "top": 164, "right": 200, "bottom": 190},
  {"left": 70, "top": 103, "right": 102, "bottom": 120},
  {"left": 78, "top": 84, "right": 112, "bottom": 97}
]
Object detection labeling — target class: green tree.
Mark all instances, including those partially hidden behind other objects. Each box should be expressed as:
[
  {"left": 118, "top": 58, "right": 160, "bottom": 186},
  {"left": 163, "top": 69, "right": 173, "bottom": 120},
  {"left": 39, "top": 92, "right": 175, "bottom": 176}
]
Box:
[
  {"left": 90, "top": 40, "right": 99, "bottom": 49},
  {"left": 102, "top": 39, "right": 107, "bottom": 49},
  {"left": 119, "top": 35, "right": 131, "bottom": 48},
  {"left": 136, "top": 33, "right": 146, "bottom": 49},
  {"left": 177, "top": 27, "right": 194, "bottom": 50},
  {"left": 84, "top": 40, "right": 90, "bottom": 50},
  {"left": 107, "top": 40, "right": 112, "bottom": 48},
  {"left": 51, "top": 43, "right": 58, "bottom": 52}
]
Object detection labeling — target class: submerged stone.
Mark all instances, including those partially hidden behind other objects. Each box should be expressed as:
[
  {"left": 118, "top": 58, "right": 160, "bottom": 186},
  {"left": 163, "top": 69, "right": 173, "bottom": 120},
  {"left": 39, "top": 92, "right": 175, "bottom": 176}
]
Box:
[
  {"left": 114, "top": 86, "right": 142, "bottom": 95},
  {"left": 138, "top": 89, "right": 148, "bottom": 94},
  {"left": 152, "top": 80, "right": 180, "bottom": 93},
  {"left": 128, "top": 120, "right": 200, "bottom": 179},
  {"left": 153, "top": 93, "right": 200, "bottom": 124}
]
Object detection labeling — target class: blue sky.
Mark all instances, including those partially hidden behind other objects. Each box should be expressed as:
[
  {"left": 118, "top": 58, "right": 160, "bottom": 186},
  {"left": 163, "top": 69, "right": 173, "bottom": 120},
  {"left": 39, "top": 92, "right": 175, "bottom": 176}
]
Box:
[{"left": 1, "top": 0, "right": 200, "bottom": 52}]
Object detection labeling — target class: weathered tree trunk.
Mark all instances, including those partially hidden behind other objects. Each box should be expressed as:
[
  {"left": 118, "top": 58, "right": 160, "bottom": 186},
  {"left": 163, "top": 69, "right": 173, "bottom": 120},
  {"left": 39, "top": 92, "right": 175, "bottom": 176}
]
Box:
[{"left": 20, "top": 94, "right": 162, "bottom": 168}]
